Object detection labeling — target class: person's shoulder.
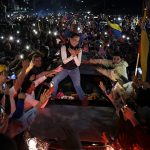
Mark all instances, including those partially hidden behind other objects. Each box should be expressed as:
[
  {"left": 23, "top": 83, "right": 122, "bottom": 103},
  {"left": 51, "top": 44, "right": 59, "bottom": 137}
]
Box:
[{"left": 120, "top": 60, "right": 128, "bottom": 67}]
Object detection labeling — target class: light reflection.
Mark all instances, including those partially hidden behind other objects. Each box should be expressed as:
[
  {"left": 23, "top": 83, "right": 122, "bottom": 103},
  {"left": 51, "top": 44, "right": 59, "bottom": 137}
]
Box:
[{"left": 26, "top": 137, "right": 49, "bottom": 150}]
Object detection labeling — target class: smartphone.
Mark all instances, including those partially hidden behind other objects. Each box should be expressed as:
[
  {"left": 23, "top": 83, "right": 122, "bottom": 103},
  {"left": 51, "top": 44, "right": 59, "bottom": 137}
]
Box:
[
  {"left": 50, "top": 82, "right": 54, "bottom": 87},
  {"left": 7, "top": 72, "right": 17, "bottom": 80},
  {"left": 19, "top": 54, "right": 24, "bottom": 60},
  {"left": 47, "top": 82, "right": 54, "bottom": 95},
  {"left": 2, "top": 83, "right": 6, "bottom": 90},
  {"left": 137, "top": 67, "right": 142, "bottom": 75}
]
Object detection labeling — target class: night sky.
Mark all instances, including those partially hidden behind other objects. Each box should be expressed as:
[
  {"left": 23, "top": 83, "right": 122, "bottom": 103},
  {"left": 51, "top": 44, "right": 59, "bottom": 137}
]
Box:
[
  {"left": 4, "top": 0, "right": 143, "bottom": 14},
  {"left": 36, "top": 0, "right": 142, "bottom": 14},
  {"left": 80, "top": 0, "right": 142, "bottom": 14},
  {"left": 35, "top": 0, "right": 142, "bottom": 14}
]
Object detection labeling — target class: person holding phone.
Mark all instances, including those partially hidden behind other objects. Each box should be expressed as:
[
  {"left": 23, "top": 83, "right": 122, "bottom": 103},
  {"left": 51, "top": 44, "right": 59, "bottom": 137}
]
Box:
[{"left": 51, "top": 33, "right": 88, "bottom": 106}]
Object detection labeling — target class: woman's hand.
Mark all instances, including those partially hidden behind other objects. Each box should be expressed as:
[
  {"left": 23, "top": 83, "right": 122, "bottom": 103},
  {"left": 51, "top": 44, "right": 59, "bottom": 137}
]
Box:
[{"left": 69, "top": 49, "right": 81, "bottom": 57}]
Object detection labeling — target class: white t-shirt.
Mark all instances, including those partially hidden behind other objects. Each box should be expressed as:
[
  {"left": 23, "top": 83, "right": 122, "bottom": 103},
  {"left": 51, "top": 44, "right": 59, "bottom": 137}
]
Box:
[{"left": 24, "top": 76, "right": 47, "bottom": 110}]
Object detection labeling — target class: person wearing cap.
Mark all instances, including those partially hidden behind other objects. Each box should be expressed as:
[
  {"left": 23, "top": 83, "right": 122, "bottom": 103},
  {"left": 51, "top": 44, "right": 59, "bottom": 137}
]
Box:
[{"left": 0, "top": 65, "right": 7, "bottom": 84}]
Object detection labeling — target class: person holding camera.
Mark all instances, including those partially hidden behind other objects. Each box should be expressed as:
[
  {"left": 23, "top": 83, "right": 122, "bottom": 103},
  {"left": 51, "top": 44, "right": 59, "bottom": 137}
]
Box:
[{"left": 51, "top": 33, "right": 88, "bottom": 106}]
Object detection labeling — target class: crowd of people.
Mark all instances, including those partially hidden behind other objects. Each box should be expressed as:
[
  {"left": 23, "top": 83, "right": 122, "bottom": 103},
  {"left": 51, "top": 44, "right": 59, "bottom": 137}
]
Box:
[{"left": 0, "top": 10, "right": 150, "bottom": 149}]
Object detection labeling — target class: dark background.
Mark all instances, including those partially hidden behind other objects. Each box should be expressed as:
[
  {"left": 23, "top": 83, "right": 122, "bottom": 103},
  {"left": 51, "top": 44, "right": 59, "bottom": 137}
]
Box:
[{"left": 2, "top": 0, "right": 143, "bottom": 14}]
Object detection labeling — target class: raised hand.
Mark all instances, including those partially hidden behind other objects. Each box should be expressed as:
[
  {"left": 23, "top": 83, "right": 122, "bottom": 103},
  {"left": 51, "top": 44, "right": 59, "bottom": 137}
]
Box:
[
  {"left": 22, "top": 60, "right": 30, "bottom": 70},
  {"left": 121, "top": 106, "right": 135, "bottom": 121},
  {"left": 39, "top": 89, "right": 51, "bottom": 105},
  {"left": 22, "top": 60, "right": 34, "bottom": 74},
  {"left": 74, "top": 49, "right": 81, "bottom": 55},
  {"left": 100, "top": 132, "right": 109, "bottom": 145},
  {"left": 28, "top": 60, "right": 34, "bottom": 70}
]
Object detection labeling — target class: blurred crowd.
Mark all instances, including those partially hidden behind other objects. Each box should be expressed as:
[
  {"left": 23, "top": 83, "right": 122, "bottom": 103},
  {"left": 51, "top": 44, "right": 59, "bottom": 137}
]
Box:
[{"left": 0, "top": 10, "right": 150, "bottom": 150}]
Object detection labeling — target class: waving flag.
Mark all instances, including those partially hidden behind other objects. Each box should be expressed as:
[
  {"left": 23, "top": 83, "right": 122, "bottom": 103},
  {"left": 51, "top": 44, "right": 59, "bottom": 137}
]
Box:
[
  {"left": 0, "top": 65, "right": 7, "bottom": 72},
  {"left": 140, "top": 8, "right": 150, "bottom": 82},
  {"left": 107, "top": 20, "right": 122, "bottom": 39},
  {"left": 147, "top": 51, "right": 150, "bottom": 82}
]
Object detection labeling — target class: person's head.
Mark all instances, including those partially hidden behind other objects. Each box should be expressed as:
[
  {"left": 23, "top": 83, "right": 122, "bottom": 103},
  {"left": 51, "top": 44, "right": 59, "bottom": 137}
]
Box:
[
  {"left": 69, "top": 33, "right": 80, "bottom": 47},
  {"left": 70, "top": 23, "right": 78, "bottom": 33},
  {"left": 4, "top": 41, "right": 11, "bottom": 51},
  {"left": 40, "top": 46, "right": 49, "bottom": 57},
  {"left": 32, "top": 54, "right": 42, "bottom": 68},
  {"left": 112, "top": 52, "right": 122, "bottom": 64}
]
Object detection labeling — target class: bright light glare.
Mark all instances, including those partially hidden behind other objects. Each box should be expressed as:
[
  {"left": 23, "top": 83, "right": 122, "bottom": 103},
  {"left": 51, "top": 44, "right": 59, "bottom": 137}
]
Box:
[
  {"left": 26, "top": 45, "right": 30, "bottom": 50},
  {"left": 16, "top": 39, "right": 20, "bottom": 43},
  {"left": 104, "top": 32, "right": 108, "bottom": 35},
  {"left": 118, "top": 17, "right": 122, "bottom": 21},
  {"left": 53, "top": 32, "right": 57, "bottom": 36},
  {"left": 122, "top": 35, "right": 126, "bottom": 39},
  {"left": 17, "top": 30, "right": 20, "bottom": 34},
  {"left": 126, "top": 37, "right": 130, "bottom": 40},
  {"left": 27, "top": 138, "right": 38, "bottom": 150},
  {"left": 9, "top": 36, "right": 14, "bottom": 41},
  {"left": 0, "top": 36, "right": 4, "bottom": 39}
]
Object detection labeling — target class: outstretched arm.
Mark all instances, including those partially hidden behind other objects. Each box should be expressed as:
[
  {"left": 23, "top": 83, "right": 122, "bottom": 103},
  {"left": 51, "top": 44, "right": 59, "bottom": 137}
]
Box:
[{"left": 83, "top": 59, "right": 112, "bottom": 66}]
